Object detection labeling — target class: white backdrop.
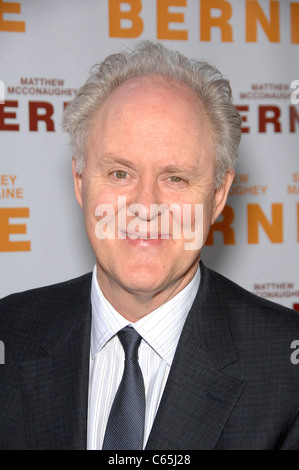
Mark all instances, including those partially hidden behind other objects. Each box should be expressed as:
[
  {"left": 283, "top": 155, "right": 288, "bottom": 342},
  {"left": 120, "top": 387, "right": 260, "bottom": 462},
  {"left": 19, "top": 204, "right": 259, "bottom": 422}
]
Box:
[{"left": 1, "top": 0, "right": 298, "bottom": 310}]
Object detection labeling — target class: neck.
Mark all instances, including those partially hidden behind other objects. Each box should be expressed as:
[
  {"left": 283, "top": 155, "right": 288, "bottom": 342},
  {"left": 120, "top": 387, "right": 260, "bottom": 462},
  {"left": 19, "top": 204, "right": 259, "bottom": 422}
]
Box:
[{"left": 96, "top": 262, "right": 199, "bottom": 322}]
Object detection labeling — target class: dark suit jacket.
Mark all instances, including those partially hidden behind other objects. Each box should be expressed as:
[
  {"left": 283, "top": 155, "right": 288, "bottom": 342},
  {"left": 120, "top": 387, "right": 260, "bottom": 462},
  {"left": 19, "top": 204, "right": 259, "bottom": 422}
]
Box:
[{"left": 1, "top": 262, "right": 299, "bottom": 450}]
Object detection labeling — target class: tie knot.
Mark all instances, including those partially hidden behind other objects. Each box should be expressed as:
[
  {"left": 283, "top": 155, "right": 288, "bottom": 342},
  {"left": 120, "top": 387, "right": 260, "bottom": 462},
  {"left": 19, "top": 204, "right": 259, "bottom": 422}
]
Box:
[{"left": 118, "top": 326, "right": 142, "bottom": 360}]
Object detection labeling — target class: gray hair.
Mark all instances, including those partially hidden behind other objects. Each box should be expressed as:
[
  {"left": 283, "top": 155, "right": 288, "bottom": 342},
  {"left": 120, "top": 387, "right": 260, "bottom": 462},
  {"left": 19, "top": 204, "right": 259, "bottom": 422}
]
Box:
[{"left": 63, "top": 40, "right": 241, "bottom": 187}]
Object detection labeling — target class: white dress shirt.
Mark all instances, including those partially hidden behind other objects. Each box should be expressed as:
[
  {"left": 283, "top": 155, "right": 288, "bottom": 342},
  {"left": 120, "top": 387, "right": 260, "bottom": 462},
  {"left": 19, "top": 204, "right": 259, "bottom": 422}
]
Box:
[{"left": 87, "top": 265, "right": 200, "bottom": 450}]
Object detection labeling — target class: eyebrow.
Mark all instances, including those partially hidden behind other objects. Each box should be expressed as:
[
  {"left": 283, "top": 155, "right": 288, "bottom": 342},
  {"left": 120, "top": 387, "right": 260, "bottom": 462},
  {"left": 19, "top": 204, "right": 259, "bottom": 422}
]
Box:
[
  {"left": 97, "top": 153, "right": 137, "bottom": 170},
  {"left": 162, "top": 164, "right": 200, "bottom": 178},
  {"left": 97, "top": 153, "right": 201, "bottom": 179}
]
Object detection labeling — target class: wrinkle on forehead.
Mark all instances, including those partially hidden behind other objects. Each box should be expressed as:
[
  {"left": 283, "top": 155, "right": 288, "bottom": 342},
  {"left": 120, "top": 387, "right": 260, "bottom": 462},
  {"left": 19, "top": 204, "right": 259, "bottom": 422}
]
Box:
[
  {"left": 85, "top": 74, "right": 215, "bottom": 176},
  {"left": 89, "top": 75, "right": 211, "bottom": 143},
  {"left": 105, "top": 74, "right": 207, "bottom": 122}
]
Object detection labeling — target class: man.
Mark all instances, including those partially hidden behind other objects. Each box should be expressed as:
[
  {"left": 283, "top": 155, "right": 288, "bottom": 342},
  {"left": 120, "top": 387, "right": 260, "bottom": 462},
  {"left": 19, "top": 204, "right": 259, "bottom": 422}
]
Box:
[{"left": 1, "top": 41, "right": 299, "bottom": 450}]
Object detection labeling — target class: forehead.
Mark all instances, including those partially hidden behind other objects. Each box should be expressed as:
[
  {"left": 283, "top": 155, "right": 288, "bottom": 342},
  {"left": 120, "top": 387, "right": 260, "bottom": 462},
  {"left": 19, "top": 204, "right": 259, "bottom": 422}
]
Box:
[
  {"left": 87, "top": 75, "right": 214, "bottom": 167},
  {"left": 97, "top": 74, "right": 208, "bottom": 128},
  {"left": 108, "top": 74, "right": 199, "bottom": 106}
]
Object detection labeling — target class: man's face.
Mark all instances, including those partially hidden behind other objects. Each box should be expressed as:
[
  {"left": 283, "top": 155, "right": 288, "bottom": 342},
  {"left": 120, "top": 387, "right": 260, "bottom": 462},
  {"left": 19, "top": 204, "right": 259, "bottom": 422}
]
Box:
[{"left": 73, "top": 76, "right": 233, "bottom": 304}]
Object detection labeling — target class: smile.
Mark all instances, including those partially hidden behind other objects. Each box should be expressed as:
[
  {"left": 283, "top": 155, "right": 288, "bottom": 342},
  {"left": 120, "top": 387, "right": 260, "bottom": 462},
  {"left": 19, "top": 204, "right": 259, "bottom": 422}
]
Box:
[{"left": 125, "top": 232, "right": 170, "bottom": 240}]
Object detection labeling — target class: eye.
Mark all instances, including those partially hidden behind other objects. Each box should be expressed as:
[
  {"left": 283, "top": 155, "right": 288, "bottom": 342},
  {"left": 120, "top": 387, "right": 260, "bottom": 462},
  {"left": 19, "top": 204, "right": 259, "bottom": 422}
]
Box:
[
  {"left": 114, "top": 170, "right": 128, "bottom": 179},
  {"left": 169, "top": 176, "right": 182, "bottom": 183}
]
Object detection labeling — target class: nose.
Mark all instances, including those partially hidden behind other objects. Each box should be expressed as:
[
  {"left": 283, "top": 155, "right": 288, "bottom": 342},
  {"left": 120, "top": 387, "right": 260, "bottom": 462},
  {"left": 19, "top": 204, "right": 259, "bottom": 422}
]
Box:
[{"left": 127, "top": 178, "right": 159, "bottom": 221}]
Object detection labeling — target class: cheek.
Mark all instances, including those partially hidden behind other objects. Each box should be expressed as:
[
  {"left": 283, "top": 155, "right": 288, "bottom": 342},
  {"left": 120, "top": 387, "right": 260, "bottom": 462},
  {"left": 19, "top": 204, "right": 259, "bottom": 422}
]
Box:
[
  {"left": 81, "top": 179, "right": 117, "bottom": 214},
  {"left": 192, "top": 195, "right": 215, "bottom": 242},
  {"left": 202, "top": 200, "right": 214, "bottom": 231},
  {"left": 82, "top": 189, "right": 126, "bottom": 242}
]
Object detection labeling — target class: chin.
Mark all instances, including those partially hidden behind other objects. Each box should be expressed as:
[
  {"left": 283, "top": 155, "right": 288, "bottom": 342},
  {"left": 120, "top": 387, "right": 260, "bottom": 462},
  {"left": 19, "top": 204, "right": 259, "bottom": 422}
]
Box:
[{"left": 120, "top": 269, "right": 168, "bottom": 294}]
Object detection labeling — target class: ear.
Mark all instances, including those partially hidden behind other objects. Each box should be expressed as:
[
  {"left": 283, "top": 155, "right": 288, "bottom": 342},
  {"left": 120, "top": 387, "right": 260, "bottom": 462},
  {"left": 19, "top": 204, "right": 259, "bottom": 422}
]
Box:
[
  {"left": 72, "top": 159, "right": 83, "bottom": 209},
  {"left": 211, "top": 169, "right": 235, "bottom": 224}
]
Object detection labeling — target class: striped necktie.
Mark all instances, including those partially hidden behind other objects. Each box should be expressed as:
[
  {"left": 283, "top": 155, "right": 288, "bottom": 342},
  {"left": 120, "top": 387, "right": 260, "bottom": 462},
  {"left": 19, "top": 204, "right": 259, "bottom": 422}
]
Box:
[{"left": 102, "top": 326, "right": 146, "bottom": 450}]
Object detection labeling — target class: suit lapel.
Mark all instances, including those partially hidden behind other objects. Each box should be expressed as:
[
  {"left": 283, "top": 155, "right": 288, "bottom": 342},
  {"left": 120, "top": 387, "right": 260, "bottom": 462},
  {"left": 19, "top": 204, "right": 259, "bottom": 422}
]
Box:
[
  {"left": 146, "top": 263, "right": 246, "bottom": 450},
  {"left": 20, "top": 278, "right": 92, "bottom": 450},
  {"left": 19, "top": 263, "right": 246, "bottom": 450}
]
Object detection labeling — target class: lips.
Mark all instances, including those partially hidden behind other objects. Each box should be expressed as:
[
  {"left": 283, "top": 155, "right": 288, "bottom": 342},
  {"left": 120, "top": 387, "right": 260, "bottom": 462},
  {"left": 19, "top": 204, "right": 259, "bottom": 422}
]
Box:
[{"left": 125, "top": 231, "right": 170, "bottom": 239}]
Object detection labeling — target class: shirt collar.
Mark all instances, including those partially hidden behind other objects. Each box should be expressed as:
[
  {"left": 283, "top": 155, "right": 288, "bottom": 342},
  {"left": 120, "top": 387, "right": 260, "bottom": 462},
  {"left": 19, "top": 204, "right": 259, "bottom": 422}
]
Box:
[{"left": 90, "top": 265, "right": 200, "bottom": 365}]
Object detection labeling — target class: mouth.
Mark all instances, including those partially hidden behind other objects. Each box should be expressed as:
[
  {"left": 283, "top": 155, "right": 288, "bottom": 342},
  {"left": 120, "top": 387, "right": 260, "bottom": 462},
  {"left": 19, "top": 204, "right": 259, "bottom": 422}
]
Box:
[{"left": 125, "top": 232, "right": 170, "bottom": 240}]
